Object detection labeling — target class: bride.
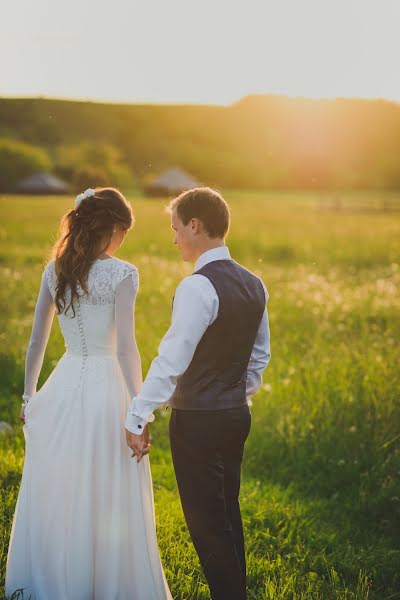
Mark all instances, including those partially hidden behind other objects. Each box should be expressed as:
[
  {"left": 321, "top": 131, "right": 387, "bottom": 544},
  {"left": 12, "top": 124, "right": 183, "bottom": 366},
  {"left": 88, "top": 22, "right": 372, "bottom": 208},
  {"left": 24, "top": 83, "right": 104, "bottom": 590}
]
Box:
[{"left": 6, "top": 188, "right": 172, "bottom": 600}]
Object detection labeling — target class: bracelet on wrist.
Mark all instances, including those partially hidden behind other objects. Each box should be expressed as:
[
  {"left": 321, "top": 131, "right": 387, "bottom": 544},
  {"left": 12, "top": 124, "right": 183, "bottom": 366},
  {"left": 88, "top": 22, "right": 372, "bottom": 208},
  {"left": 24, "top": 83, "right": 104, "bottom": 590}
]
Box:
[{"left": 21, "top": 393, "right": 31, "bottom": 406}]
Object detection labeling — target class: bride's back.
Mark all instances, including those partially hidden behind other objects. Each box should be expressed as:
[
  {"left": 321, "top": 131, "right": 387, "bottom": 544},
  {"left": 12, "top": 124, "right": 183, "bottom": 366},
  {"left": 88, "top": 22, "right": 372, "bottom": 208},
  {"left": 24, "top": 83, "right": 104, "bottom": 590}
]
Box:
[{"left": 45, "top": 257, "right": 138, "bottom": 357}]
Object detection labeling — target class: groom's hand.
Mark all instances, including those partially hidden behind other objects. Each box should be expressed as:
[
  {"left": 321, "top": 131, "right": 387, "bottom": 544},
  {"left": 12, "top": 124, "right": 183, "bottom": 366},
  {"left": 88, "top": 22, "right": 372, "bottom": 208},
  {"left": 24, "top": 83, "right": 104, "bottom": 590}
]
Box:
[
  {"left": 143, "top": 425, "right": 151, "bottom": 455},
  {"left": 125, "top": 430, "right": 144, "bottom": 462},
  {"left": 125, "top": 425, "right": 151, "bottom": 463}
]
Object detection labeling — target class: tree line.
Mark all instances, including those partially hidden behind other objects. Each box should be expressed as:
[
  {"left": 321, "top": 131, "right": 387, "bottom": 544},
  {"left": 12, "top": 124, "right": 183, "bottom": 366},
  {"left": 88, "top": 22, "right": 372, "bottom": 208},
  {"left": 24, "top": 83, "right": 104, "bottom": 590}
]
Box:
[{"left": 0, "top": 94, "right": 399, "bottom": 192}]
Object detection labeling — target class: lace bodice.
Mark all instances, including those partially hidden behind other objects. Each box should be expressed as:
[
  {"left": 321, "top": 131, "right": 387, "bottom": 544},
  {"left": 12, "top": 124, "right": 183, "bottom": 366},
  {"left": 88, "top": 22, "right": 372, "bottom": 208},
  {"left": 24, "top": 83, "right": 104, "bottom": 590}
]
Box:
[
  {"left": 24, "top": 257, "right": 142, "bottom": 400},
  {"left": 45, "top": 258, "right": 138, "bottom": 307}
]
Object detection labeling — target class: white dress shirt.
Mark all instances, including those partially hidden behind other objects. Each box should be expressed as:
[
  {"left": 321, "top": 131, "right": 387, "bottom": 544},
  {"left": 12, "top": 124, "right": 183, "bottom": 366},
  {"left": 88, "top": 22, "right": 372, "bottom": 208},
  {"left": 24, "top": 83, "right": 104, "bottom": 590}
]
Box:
[{"left": 125, "top": 246, "right": 271, "bottom": 434}]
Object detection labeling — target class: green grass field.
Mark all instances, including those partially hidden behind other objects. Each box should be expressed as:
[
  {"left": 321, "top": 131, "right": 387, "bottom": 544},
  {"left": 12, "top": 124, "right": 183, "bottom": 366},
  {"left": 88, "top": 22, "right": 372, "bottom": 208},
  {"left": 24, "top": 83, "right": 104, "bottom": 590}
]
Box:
[{"left": 0, "top": 191, "right": 399, "bottom": 599}]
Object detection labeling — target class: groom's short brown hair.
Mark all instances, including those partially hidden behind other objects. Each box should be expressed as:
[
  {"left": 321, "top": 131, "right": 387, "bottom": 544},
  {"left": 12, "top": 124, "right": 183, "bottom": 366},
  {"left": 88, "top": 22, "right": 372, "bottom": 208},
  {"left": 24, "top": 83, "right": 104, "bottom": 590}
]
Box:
[{"left": 168, "top": 187, "right": 230, "bottom": 238}]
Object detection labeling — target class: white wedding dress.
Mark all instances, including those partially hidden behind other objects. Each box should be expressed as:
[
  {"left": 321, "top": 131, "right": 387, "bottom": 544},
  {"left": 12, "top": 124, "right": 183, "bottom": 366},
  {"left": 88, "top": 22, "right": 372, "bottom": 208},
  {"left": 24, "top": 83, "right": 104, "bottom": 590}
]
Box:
[{"left": 6, "top": 257, "right": 172, "bottom": 600}]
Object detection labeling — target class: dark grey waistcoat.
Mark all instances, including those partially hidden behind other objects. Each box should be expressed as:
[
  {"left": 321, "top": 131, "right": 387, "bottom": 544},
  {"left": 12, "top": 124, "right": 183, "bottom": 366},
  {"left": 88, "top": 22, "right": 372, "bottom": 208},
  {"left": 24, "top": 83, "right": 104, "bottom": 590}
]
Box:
[{"left": 169, "top": 259, "right": 266, "bottom": 411}]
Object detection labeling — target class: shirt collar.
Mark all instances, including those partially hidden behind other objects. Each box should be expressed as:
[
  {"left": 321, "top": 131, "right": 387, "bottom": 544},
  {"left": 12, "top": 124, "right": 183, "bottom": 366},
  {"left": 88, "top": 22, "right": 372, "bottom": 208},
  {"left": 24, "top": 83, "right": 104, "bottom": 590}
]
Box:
[{"left": 194, "top": 246, "right": 231, "bottom": 272}]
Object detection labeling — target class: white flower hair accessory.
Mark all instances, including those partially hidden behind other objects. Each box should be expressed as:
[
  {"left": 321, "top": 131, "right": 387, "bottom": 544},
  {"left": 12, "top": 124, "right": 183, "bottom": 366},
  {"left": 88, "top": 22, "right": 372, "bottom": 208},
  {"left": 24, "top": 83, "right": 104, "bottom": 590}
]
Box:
[{"left": 75, "top": 188, "right": 96, "bottom": 208}]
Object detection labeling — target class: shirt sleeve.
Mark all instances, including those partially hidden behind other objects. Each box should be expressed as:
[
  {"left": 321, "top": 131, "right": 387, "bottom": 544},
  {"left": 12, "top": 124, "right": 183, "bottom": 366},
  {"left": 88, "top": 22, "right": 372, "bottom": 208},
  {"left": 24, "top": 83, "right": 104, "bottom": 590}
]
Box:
[
  {"left": 24, "top": 268, "right": 56, "bottom": 398},
  {"left": 115, "top": 272, "right": 143, "bottom": 398},
  {"left": 246, "top": 282, "right": 271, "bottom": 404},
  {"left": 125, "top": 275, "right": 217, "bottom": 434},
  {"left": 246, "top": 308, "right": 271, "bottom": 403}
]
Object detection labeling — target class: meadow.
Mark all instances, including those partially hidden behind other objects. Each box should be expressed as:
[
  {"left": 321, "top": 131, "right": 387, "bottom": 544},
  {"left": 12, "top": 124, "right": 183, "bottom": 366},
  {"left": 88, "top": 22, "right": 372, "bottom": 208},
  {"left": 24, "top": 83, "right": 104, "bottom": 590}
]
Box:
[{"left": 0, "top": 191, "right": 399, "bottom": 599}]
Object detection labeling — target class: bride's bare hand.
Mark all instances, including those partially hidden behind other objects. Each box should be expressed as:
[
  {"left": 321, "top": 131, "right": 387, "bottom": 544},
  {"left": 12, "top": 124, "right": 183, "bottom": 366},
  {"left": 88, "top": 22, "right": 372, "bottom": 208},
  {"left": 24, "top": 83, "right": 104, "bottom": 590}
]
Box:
[
  {"left": 19, "top": 405, "right": 26, "bottom": 424},
  {"left": 126, "top": 426, "right": 151, "bottom": 462}
]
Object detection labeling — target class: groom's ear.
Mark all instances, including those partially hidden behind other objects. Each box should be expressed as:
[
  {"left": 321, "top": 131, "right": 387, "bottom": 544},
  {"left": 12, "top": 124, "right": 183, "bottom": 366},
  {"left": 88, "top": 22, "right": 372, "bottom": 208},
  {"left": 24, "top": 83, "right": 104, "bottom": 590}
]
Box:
[
  {"left": 190, "top": 218, "right": 199, "bottom": 233},
  {"left": 190, "top": 217, "right": 205, "bottom": 235}
]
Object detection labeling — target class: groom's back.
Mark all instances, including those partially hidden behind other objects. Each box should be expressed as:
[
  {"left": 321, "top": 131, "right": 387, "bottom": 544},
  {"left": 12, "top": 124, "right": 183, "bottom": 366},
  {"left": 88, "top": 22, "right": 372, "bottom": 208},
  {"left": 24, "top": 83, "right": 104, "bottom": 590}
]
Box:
[{"left": 169, "top": 259, "right": 265, "bottom": 411}]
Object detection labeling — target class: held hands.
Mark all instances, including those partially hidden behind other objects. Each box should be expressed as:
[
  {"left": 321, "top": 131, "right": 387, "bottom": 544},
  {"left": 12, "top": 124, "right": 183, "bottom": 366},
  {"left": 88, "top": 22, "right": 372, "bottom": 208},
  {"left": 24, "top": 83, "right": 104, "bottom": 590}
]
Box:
[{"left": 125, "top": 425, "right": 151, "bottom": 463}]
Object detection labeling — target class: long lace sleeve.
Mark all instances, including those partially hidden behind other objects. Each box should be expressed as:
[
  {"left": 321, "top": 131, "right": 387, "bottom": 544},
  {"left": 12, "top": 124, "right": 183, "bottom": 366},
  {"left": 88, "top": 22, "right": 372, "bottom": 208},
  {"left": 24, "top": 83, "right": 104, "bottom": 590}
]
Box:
[
  {"left": 115, "top": 271, "right": 143, "bottom": 398},
  {"left": 24, "top": 268, "right": 56, "bottom": 398}
]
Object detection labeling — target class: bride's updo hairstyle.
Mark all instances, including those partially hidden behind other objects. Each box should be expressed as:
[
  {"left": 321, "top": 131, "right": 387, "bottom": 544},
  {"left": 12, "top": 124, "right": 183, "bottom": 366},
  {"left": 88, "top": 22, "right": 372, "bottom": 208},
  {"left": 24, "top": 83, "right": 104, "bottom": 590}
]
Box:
[{"left": 53, "top": 187, "right": 133, "bottom": 315}]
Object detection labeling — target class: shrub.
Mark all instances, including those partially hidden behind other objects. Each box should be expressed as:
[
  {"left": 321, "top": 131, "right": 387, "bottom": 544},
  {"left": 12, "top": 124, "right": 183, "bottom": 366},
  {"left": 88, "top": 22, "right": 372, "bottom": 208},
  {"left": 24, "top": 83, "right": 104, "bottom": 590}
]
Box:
[
  {"left": 0, "top": 138, "right": 51, "bottom": 192},
  {"left": 56, "top": 143, "right": 135, "bottom": 192}
]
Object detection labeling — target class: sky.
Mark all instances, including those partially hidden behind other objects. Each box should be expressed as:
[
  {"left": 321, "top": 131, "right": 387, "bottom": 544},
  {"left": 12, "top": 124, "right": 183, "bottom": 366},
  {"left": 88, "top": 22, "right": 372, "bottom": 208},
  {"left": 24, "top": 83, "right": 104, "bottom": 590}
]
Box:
[{"left": 1, "top": 0, "right": 399, "bottom": 105}]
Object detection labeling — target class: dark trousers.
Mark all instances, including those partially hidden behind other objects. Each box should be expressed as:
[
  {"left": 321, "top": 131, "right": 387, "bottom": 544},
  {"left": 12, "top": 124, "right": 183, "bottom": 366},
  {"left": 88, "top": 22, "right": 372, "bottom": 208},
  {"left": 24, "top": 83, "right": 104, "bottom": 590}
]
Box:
[{"left": 169, "top": 404, "right": 251, "bottom": 600}]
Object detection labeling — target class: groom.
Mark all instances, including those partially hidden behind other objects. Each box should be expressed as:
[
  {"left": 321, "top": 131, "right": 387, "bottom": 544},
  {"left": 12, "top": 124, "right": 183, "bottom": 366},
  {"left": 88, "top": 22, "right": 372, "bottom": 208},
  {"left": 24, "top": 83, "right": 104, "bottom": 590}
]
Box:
[{"left": 125, "top": 187, "right": 270, "bottom": 600}]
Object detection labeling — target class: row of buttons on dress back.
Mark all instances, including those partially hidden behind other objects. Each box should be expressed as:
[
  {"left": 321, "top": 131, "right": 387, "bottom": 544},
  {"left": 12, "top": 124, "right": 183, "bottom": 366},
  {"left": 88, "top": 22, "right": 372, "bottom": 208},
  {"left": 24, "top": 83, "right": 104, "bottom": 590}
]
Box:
[{"left": 76, "top": 296, "right": 88, "bottom": 381}]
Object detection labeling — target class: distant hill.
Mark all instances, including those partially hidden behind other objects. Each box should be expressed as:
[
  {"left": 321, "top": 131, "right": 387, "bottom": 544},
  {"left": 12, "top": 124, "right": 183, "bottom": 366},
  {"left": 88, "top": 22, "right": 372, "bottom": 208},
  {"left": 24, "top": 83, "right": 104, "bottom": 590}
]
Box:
[{"left": 1, "top": 95, "right": 400, "bottom": 190}]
